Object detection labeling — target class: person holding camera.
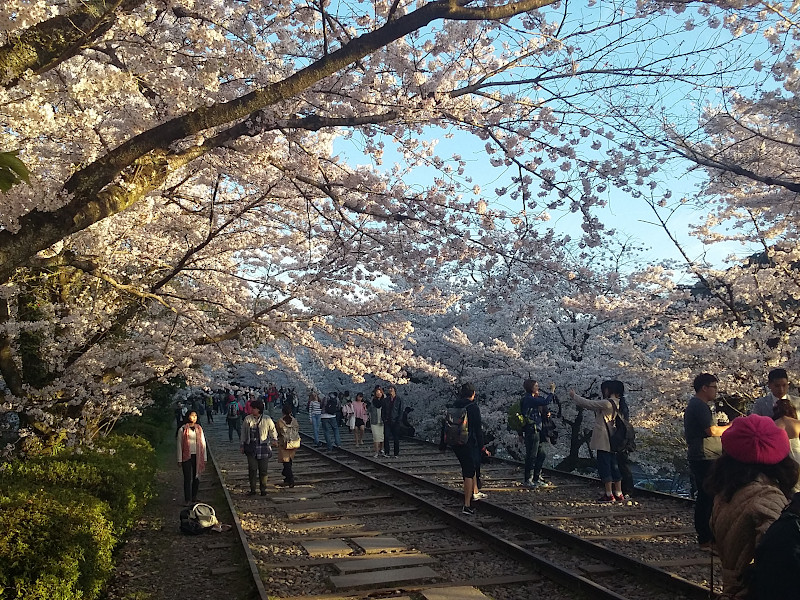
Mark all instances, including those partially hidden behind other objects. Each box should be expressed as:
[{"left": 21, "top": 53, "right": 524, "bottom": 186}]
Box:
[{"left": 684, "top": 372, "right": 730, "bottom": 549}]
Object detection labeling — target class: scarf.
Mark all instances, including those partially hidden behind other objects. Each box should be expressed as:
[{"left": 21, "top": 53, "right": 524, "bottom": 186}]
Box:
[{"left": 181, "top": 424, "right": 206, "bottom": 475}]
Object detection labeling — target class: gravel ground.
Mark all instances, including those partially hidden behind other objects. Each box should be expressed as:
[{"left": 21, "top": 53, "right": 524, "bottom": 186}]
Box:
[{"left": 102, "top": 424, "right": 257, "bottom": 600}]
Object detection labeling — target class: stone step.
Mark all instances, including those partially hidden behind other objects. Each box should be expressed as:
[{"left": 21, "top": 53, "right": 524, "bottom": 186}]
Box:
[
  {"left": 351, "top": 536, "right": 406, "bottom": 554},
  {"left": 330, "top": 565, "right": 439, "bottom": 590},
  {"left": 334, "top": 553, "right": 435, "bottom": 574},
  {"left": 302, "top": 539, "right": 353, "bottom": 557},
  {"left": 421, "top": 587, "right": 490, "bottom": 600}
]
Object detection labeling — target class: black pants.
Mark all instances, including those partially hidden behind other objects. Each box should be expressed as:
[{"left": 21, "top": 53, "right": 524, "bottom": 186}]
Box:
[
  {"left": 384, "top": 421, "right": 401, "bottom": 456},
  {"left": 689, "top": 459, "right": 715, "bottom": 544},
  {"left": 181, "top": 455, "right": 199, "bottom": 503},
  {"left": 246, "top": 454, "right": 270, "bottom": 493},
  {"left": 227, "top": 417, "right": 241, "bottom": 442},
  {"left": 523, "top": 427, "right": 545, "bottom": 483},
  {"left": 281, "top": 459, "right": 294, "bottom": 485}
]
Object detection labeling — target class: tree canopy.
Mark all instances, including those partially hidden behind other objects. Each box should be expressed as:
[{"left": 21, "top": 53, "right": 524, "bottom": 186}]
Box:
[{"left": 2, "top": 0, "right": 800, "bottom": 456}]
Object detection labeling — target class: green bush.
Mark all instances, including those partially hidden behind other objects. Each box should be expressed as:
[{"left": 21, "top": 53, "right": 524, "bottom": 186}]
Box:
[
  {"left": 0, "top": 486, "right": 115, "bottom": 600},
  {"left": 0, "top": 435, "right": 156, "bottom": 533}
]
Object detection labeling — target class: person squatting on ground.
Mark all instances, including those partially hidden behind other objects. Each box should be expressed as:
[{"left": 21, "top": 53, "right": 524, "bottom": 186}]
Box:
[
  {"left": 519, "top": 379, "right": 554, "bottom": 488},
  {"left": 177, "top": 410, "right": 207, "bottom": 505},
  {"left": 570, "top": 380, "right": 627, "bottom": 502},
  {"left": 369, "top": 386, "right": 386, "bottom": 457},
  {"left": 240, "top": 400, "right": 278, "bottom": 496},
  {"left": 706, "top": 414, "right": 799, "bottom": 598},
  {"left": 276, "top": 403, "right": 300, "bottom": 487},
  {"left": 307, "top": 391, "right": 322, "bottom": 447},
  {"left": 383, "top": 385, "right": 403, "bottom": 457},
  {"left": 684, "top": 372, "right": 730, "bottom": 548},
  {"left": 440, "top": 382, "right": 484, "bottom": 515},
  {"left": 751, "top": 367, "right": 799, "bottom": 417},
  {"left": 351, "top": 392, "right": 369, "bottom": 446},
  {"left": 321, "top": 392, "right": 342, "bottom": 450}
]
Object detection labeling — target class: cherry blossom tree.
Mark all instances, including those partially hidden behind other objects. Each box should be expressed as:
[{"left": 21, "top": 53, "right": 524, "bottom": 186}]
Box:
[{"left": 0, "top": 0, "right": 792, "bottom": 454}]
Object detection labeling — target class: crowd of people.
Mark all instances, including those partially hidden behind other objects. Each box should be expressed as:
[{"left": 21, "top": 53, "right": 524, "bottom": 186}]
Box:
[
  {"left": 171, "top": 369, "right": 800, "bottom": 597},
  {"left": 303, "top": 385, "right": 413, "bottom": 456},
  {"left": 682, "top": 368, "right": 800, "bottom": 598}
]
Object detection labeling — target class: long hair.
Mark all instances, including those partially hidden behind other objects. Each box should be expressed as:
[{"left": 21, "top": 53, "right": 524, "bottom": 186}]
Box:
[
  {"left": 705, "top": 454, "right": 799, "bottom": 502},
  {"left": 601, "top": 380, "right": 629, "bottom": 419},
  {"left": 774, "top": 398, "right": 798, "bottom": 420},
  {"left": 282, "top": 402, "right": 293, "bottom": 424}
]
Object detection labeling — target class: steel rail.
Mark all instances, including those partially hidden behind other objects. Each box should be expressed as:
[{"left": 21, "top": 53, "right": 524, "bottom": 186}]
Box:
[
  {"left": 207, "top": 446, "right": 270, "bottom": 600},
  {"left": 307, "top": 435, "right": 715, "bottom": 600},
  {"left": 300, "top": 439, "right": 631, "bottom": 600}
]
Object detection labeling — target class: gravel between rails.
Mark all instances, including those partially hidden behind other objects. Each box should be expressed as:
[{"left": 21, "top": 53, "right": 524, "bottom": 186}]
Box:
[{"left": 206, "top": 413, "right": 711, "bottom": 599}]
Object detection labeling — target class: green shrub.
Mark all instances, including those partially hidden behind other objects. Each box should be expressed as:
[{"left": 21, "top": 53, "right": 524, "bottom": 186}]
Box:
[
  {"left": 0, "top": 486, "right": 115, "bottom": 600},
  {"left": 0, "top": 435, "right": 156, "bottom": 534}
]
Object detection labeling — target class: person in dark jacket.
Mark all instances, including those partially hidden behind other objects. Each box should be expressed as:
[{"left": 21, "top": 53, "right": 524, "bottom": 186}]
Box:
[
  {"left": 754, "top": 491, "right": 800, "bottom": 599},
  {"left": 445, "top": 383, "right": 484, "bottom": 515},
  {"left": 520, "top": 379, "right": 554, "bottom": 488},
  {"left": 383, "top": 385, "right": 403, "bottom": 457}
]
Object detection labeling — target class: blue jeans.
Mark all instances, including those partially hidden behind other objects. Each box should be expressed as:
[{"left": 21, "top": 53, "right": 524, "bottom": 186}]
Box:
[
  {"left": 310, "top": 413, "right": 321, "bottom": 445},
  {"left": 596, "top": 450, "right": 621, "bottom": 483},
  {"left": 321, "top": 417, "right": 341, "bottom": 449}
]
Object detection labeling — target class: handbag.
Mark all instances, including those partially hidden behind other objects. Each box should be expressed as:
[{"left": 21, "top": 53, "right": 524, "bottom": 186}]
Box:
[{"left": 285, "top": 437, "right": 301, "bottom": 450}]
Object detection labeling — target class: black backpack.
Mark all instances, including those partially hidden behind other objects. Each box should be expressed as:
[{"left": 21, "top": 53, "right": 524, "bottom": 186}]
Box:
[
  {"left": 442, "top": 405, "right": 469, "bottom": 446},
  {"left": 227, "top": 402, "right": 239, "bottom": 419},
  {"left": 605, "top": 401, "right": 635, "bottom": 453},
  {"left": 325, "top": 395, "right": 338, "bottom": 416}
]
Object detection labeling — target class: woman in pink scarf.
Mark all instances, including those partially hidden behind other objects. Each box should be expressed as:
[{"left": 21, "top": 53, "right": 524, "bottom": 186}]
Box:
[{"left": 176, "top": 410, "right": 207, "bottom": 505}]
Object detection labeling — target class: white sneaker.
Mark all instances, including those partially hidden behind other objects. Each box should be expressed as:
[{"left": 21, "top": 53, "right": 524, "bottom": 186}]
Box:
[
  {"left": 373, "top": 453, "right": 380, "bottom": 458},
  {"left": 473, "top": 491, "right": 488, "bottom": 500}
]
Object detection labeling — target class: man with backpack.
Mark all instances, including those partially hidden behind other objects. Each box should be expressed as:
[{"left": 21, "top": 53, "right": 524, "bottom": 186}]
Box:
[
  {"left": 226, "top": 397, "right": 241, "bottom": 442},
  {"left": 320, "top": 392, "right": 342, "bottom": 450},
  {"left": 440, "top": 383, "right": 484, "bottom": 515},
  {"left": 519, "top": 379, "right": 555, "bottom": 489}
]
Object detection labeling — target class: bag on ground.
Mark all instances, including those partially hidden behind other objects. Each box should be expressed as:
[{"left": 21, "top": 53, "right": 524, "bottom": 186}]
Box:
[
  {"left": 179, "top": 502, "right": 218, "bottom": 535},
  {"left": 443, "top": 406, "right": 469, "bottom": 446}
]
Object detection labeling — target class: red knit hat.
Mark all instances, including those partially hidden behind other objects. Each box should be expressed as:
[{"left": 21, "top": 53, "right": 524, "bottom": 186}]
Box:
[{"left": 721, "top": 414, "right": 790, "bottom": 465}]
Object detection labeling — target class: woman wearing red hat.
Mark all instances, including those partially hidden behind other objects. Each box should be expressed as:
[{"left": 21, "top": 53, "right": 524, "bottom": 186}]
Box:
[{"left": 706, "top": 414, "right": 799, "bottom": 598}]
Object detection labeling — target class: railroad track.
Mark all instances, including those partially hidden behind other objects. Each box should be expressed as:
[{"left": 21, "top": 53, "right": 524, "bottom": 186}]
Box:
[{"left": 206, "top": 413, "right": 719, "bottom": 600}]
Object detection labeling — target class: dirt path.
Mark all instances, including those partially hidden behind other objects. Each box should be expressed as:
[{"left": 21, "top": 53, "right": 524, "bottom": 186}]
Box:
[{"left": 103, "top": 418, "right": 257, "bottom": 600}]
